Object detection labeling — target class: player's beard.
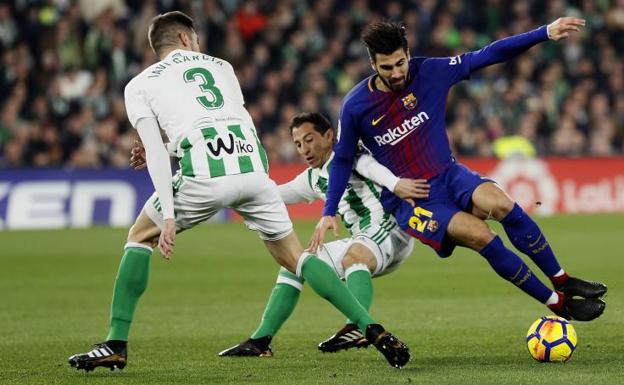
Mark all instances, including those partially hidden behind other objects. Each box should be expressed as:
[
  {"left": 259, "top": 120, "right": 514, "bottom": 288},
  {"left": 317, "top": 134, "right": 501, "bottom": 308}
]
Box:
[{"left": 379, "top": 74, "right": 407, "bottom": 92}]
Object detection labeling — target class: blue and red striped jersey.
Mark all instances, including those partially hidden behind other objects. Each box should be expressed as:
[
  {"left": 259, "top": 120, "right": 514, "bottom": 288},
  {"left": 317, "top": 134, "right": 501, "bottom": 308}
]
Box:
[
  {"left": 339, "top": 55, "right": 470, "bottom": 181},
  {"left": 324, "top": 25, "right": 549, "bottom": 216}
]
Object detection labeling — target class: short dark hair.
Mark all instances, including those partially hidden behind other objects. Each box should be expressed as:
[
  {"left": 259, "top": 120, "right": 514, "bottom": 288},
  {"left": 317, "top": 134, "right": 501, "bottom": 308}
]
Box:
[
  {"left": 148, "top": 11, "right": 195, "bottom": 56},
  {"left": 289, "top": 112, "right": 332, "bottom": 135},
  {"left": 361, "top": 21, "right": 408, "bottom": 60}
]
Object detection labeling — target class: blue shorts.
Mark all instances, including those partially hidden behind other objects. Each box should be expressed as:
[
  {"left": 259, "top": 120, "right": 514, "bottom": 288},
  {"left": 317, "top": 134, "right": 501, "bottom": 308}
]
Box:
[{"left": 383, "top": 162, "right": 492, "bottom": 258}]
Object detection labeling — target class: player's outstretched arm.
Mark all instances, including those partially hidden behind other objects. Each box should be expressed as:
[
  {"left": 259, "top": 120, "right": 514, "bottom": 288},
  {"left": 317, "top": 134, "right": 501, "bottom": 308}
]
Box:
[
  {"left": 355, "top": 153, "right": 400, "bottom": 190},
  {"left": 355, "top": 153, "right": 429, "bottom": 206},
  {"left": 135, "top": 117, "right": 176, "bottom": 259},
  {"left": 312, "top": 152, "right": 352, "bottom": 252},
  {"left": 468, "top": 17, "right": 585, "bottom": 73},
  {"left": 322, "top": 109, "right": 360, "bottom": 217},
  {"left": 278, "top": 171, "right": 320, "bottom": 205},
  {"left": 547, "top": 17, "right": 586, "bottom": 41},
  {"left": 314, "top": 107, "right": 359, "bottom": 250},
  {"left": 309, "top": 215, "right": 340, "bottom": 253}
]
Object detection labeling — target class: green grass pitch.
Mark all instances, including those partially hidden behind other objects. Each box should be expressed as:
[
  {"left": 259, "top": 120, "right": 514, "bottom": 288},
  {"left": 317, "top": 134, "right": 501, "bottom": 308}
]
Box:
[{"left": 1, "top": 215, "right": 622, "bottom": 385}]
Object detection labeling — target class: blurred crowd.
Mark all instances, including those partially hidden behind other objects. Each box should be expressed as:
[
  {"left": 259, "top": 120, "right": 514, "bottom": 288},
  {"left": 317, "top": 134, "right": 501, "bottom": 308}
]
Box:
[{"left": 0, "top": 0, "right": 623, "bottom": 168}]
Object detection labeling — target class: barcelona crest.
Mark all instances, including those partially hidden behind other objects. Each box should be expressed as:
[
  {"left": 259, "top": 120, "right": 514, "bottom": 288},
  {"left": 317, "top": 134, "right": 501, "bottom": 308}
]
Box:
[
  {"left": 402, "top": 93, "right": 417, "bottom": 110},
  {"left": 427, "top": 219, "right": 439, "bottom": 233}
]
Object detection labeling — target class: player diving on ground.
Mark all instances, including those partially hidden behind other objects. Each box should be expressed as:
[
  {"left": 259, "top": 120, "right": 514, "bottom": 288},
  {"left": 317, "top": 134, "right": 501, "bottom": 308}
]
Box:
[{"left": 218, "top": 112, "right": 425, "bottom": 356}]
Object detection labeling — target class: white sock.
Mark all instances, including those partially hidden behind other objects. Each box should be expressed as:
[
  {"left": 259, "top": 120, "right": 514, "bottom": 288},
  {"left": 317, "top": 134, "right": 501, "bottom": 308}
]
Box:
[
  {"left": 553, "top": 269, "right": 566, "bottom": 278},
  {"left": 344, "top": 263, "right": 370, "bottom": 280},
  {"left": 546, "top": 291, "right": 560, "bottom": 305}
]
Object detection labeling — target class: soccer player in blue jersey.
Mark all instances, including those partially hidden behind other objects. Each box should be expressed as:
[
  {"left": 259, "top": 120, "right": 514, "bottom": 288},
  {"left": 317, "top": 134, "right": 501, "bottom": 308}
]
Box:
[{"left": 311, "top": 17, "right": 607, "bottom": 321}]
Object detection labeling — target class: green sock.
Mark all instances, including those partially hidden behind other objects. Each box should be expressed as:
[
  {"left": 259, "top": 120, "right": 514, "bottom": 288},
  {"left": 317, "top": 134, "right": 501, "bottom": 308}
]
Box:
[
  {"left": 251, "top": 268, "right": 302, "bottom": 339},
  {"left": 300, "top": 256, "right": 375, "bottom": 332},
  {"left": 346, "top": 267, "right": 373, "bottom": 324},
  {"left": 106, "top": 246, "right": 151, "bottom": 341}
]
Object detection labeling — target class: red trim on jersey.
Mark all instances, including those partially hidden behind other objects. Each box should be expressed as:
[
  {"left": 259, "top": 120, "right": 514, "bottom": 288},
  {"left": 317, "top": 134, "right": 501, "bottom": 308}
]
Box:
[{"left": 405, "top": 227, "right": 442, "bottom": 250}]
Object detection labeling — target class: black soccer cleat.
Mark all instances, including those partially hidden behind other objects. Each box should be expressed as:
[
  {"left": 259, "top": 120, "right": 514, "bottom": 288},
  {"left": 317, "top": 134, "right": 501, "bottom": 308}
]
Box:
[
  {"left": 218, "top": 337, "right": 273, "bottom": 357},
  {"left": 68, "top": 340, "right": 127, "bottom": 372},
  {"left": 318, "top": 324, "right": 371, "bottom": 353},
  {"left": 555, "top": 276, "right": 607, "bottom": 299},
  {"left": 548, "top": 293, "right": 606, "bottom": 321},
  {"left": 365, "top": 324, "right": 410, "bottom": 368}
]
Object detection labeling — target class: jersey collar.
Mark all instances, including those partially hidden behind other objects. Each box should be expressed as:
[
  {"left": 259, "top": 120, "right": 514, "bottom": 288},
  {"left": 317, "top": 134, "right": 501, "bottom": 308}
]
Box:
[
  {"left": 320, "top": 152, "right": 335, "bottom": 174},
  {"left": 367, "top": 76, "right": 376, "bottom": 92},
  {"left": 163, "top": 48, "right": 191, "bottom": 60},
  {"left": 368, "top": 73, "right": 412, "bottom": 94}
]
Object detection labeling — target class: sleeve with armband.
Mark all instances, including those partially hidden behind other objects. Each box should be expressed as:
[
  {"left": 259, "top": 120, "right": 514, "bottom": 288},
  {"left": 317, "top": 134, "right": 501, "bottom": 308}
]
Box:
[
  {"left": 425, "top": 25, "right": 549, "bottom": 87},
  {"left": 322, "top": 110, "right": 359, "bottom": 216},
  {"left": 355, "top": 153, "right": 400, "bottom": 192}
]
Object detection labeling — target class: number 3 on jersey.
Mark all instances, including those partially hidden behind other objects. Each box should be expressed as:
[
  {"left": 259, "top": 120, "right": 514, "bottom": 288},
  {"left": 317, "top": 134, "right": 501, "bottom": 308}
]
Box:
[
  {"left": 183, "top": 67, "right": 224, "bottom": 110},
  {"left": 408, "top": 206, "right": 433, "bottom": 233}
]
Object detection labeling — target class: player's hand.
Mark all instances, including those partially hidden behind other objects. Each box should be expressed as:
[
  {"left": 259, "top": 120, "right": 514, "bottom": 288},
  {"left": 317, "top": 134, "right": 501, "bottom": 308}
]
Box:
[
  {"left": 130, "top": 140, "right": 147, "bottom": 170},
  {"left": 308, "top": 215, "right": 340, "bottom": 253},
  {"left": 159, "top": 218, "right": 176, "bottom": 260},
  {"left": 547, "top": 17, "right": 585, "bottom": 41},
  {"left": 393, "top": 178, "right": 430, "bottom": 206}
]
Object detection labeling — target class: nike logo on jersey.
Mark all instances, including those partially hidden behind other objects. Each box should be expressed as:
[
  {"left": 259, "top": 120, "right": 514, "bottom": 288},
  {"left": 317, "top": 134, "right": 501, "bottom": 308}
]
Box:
[
  {"left": 373, "top": 111, "right": 430, "bottom": 146},
  {"left": 372, "top": 114, "right": 386, "bottom": 126}
]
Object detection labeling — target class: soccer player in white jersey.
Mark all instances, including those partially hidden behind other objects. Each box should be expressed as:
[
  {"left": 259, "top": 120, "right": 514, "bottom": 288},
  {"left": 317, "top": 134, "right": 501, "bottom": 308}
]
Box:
[
  {"left": 219, "top": 112, "right": 428, "bottom": 357},
  {"left": 67, "top": 11, "right": 410, "bottom": 371}
]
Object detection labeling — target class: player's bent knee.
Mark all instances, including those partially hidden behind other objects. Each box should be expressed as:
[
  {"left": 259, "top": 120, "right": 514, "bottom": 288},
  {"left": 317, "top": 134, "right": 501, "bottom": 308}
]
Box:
[
  {"left": 486, "top": 184, "right": 515, "bottom": 220},
  {"left": 474, "top": 182, "right": 515, "bottom": 220},
  {"left": 127, "top": 226, "right": 158, "bottom": 247},
  {"left": 263, "top": 231, "right": 302, "bottom": 274},
  {"left": 295, "top": 251, "right": 315, "bottom": 278},
  {"left": 475, "top": 227, "right": 497, "bottom": 251},
  {"left": 276, "top": 267, "right": 304, "bottom": 291},
  {"left": 341, "top": 253, "right": 375, "bottom": 273},
  {"left": 341, "top": 243, "right": 377, "bottom": 273},
  {"left": 127, "top": 210, "right": 161, "bottom": 247},
  {"left": 494, "top": 195, "right": 515, "bottom": 220},
  {"left": 449, "top": 212, "right": 497, "bottom": 251}
]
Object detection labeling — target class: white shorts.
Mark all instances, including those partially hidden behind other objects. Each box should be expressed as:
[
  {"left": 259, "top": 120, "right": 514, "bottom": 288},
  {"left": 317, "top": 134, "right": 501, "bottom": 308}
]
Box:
[
  {"left": 311, "top": 223, "right": 415, "bottom": 279},
  {"left": 144, "top": 171, "right": 293, "bottom": 241}
]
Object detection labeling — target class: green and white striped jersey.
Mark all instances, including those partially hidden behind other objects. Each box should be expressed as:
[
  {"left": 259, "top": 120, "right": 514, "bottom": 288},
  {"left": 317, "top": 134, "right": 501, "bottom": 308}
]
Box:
[
  {"left": 279, "top": 153, "right": 394, "bottom": 236},
  {"left": 124, "top": 49, "right": 268, "bottom": 178}
]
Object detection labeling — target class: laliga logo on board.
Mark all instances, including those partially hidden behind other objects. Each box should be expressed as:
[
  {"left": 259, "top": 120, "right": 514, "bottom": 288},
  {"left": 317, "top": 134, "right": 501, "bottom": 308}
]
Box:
[{"left": 488, "top": 158, "right": 559, "bottom": 215}]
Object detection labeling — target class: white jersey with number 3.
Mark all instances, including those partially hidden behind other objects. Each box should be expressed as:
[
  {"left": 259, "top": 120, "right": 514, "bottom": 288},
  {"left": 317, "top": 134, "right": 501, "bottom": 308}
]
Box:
[{"left": 124, "top": 49, "right": 268, "bottom": 178}]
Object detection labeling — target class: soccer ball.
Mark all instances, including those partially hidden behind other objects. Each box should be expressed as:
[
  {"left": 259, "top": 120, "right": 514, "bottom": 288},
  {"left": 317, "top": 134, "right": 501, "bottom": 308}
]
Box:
[{"left": 526, "top": 316, "right": 577, "bottom": 362}]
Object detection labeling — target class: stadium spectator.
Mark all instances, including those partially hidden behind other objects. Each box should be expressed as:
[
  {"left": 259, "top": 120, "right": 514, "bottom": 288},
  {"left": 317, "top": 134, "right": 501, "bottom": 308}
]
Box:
[{"left": 0, "top": 0, "right": 622, "bottom": 168}]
